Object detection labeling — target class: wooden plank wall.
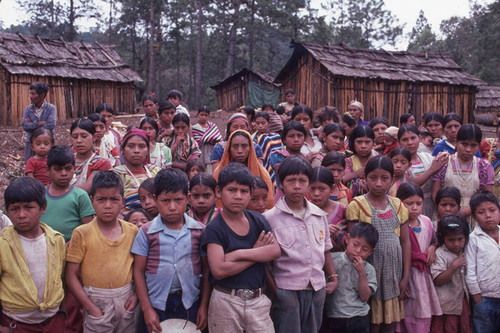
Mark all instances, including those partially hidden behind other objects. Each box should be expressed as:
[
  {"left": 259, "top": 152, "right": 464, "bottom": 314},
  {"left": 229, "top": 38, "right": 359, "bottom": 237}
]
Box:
[
  {"left": 215, "top": 73, "right": 249, "bottom": 111},
  {"left": 1, "top": 72, "right": 136, "bottom": 125},
  {"left": 279, "top": 54, "right": 477, "bottom": 126}
]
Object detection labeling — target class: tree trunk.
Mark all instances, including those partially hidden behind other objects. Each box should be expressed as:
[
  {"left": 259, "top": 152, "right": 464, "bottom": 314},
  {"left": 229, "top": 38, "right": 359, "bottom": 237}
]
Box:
[
  {"left": 225, "top": 0, "right": 240, "bottom": 78},
  {"left": 68, "top": 0, "right": 76, "bottom": 41},
  {"left": 249, "top": 0, "right": 255, "bottom": 70},
  {"left": 195, "top": 0, "right": 203, "bottom": 106},
  {"left": 50, "top": 0, "right": 55, "bottom": 38},
  {"left": 147, "top": 0, "right": 156, "bottom": 95},
  {"left": 108, "top": 0, "right": 113, "bottom": 44}
]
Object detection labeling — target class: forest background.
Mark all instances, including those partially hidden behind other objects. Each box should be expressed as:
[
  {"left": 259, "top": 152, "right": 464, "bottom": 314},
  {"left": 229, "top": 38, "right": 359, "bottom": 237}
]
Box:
[{"left": 1, "top": 0, "right": 499, "bottom": 111}]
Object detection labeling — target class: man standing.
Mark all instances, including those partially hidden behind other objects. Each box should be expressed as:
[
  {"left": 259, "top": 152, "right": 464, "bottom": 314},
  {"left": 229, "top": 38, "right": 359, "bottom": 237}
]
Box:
[{"left": 22, "top": 82, "right": 57, "bottom": 162}]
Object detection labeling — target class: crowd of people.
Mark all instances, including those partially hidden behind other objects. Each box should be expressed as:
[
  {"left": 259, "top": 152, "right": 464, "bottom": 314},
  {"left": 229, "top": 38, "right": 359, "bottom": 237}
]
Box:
[{"left": 0, "top": 82, "right": 499, "bottom": 333}]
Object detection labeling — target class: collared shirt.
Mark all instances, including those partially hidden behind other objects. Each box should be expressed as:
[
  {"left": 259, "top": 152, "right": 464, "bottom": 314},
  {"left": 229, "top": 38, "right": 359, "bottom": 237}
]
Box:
[
  {"left": 21, "top": 102, "right": 57, "bottom": 142},
  {"left": 264, "top": 197, "right": 333, "bottom": 291},
  {"left": 0, "top": 223, "right": 66, "bottom": 314},
  {"left": 465, "top": 225, "right": 500, "bottom": 298},
  {"left": 325, "top": 252, "right": 376, "bottom": 318},
  {"left": 431, "top": 245, "right": 468, "bottom": 315},
  {"left": 131, "top": 214, "right": 204, "bottom": 310}
]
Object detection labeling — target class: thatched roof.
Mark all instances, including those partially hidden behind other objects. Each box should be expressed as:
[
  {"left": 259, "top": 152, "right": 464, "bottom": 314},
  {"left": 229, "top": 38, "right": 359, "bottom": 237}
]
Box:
[
  {"left": 0, "top": 32, "right": 142, "bottom": 83},
  {"left": 476, "top": 86, "right": 500, "bottom": 108},
  {"left": 275, "top": 41, "right": 485, "bottom": 87},
  {"left": 211, "top": 68, "right": 278, "bottom": 89}
]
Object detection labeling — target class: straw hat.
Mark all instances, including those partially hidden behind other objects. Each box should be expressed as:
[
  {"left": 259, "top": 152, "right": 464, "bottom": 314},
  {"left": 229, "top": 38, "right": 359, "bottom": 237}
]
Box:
[{"left": 157, "top": 319, "right": 201, "bottom": 333}]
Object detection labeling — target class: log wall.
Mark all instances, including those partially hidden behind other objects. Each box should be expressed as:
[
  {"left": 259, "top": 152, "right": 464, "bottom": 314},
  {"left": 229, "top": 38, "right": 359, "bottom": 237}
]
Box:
[
  {"left": 0, "top": 71, "right": 137, "bottom": 125},
  {"left": 279, "top": 54, "right": 477, "bottom": 125}
]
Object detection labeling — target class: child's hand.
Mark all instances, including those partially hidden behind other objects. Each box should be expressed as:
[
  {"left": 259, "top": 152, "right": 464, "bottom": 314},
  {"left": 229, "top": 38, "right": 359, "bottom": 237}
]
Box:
[
  {"left": 326, "top": 279, "right": 338, "bottom": 294},
  {"left": 399, "top": 278, "right": 409, "bottom": 300},
  {"left": 328, "top": 224, "right": 343, "bottom": 236},
  {"left": 253, "top": 231, "right": 275, "bottom": 248},
  {"left": 459, "top": 206, "right": 471, "bottom": 217},
  {"left": 352, "top": 256, "right": 366, "bottom": 275},
  {"left": 354, "top": 168, "right": 365, "bottom": 179},
  {"left": 196, "top": 303, "right": 208, "bottom": 330},
  {"left": 143, "top": 307, "right": 162, "bottom": 333},
  {"left": 124, "top": 294, "right": 138, "bottom": 311},
  {"left": 38, "top": 121, "right": 46, "bottom": 126},
  {"left": 305, "top": 151, "right": 319, "bottom": 163},
  {"left": 451, "top": 253, "right": 467, "bottom": 269},
  {"left": 88, "top": 305, "right": 103, "bottom": 318},
  {"left": 472, "top": 294, "right": 483, "bottom": 305},
  {"left": 430, "top": 152, "right": 448, "bottom": 171},
  {"left": 426, "top": 245, "right": 436, "bottom": 265}
]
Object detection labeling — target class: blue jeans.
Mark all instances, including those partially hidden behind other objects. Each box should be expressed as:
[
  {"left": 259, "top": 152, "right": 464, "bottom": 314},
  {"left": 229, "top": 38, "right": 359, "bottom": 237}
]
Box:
[
  {"left": 140, "top": 294, "right": 199, "bottom": 333},
  {"left": 472, "top": 297, "right": 500, "bottom": 333},
  {"left": 272, "top": 288, "right": 326, "bottom": 333}
]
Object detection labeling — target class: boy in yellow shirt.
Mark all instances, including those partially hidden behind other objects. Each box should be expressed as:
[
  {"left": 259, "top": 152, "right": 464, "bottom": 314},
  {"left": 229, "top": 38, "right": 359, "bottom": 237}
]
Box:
[
  {"left": 0, "top": 177, "right": 66, "bottom": 332},
  {"left": 66, "top": 171, "right": 138, "bottom": 332}
]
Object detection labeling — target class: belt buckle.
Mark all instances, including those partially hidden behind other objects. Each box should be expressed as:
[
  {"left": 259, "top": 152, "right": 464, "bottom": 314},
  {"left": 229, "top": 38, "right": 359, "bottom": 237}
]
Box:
[{"left": 238, "top": 289, "right": 254, "bottom": 299}]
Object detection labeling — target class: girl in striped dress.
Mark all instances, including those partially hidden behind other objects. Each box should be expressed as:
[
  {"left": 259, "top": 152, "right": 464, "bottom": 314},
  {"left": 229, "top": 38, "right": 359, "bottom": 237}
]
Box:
[
  {"left": 167, "top": 113, "right": 201, "bottom": 171},
  {"left": 252, "top": 112, "right": 282, "bottom": 174},
  {"left": 191, "top": 106, "right": 222, "bottom": 174}
]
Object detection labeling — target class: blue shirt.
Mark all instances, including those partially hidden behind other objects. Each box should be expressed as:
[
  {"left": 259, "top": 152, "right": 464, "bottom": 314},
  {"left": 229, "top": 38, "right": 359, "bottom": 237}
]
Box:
[
  {"left": 432, "top": 139, "right": 482, "bottom": 158},
  {"left": 131, "top": 214, "right": 204, "bottom": 310},
  {"left": 21, "top": 102, "right": 57, "bottom": 142}
]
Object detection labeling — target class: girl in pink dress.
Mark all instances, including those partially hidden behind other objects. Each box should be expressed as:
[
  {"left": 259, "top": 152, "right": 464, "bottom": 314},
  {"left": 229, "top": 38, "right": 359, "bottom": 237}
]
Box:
[{"left": 397, "top": 182, "right": 442, "bottom": 332}]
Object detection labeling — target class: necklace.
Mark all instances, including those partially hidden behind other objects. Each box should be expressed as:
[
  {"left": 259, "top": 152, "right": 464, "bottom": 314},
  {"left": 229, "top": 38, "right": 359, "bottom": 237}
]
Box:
[
  {"left": 454, "top": 155, "right": 473, "bottom": 187},
  {"left": 410, "top": 218, "right": 422, "bottom": 233}
]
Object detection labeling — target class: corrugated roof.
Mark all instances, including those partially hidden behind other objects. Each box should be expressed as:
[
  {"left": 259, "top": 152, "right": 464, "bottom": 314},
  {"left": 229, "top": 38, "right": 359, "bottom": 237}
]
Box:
[
  {"left": 275, "top": 41, "right": 485, "bottom": 87},
  {"left": 476, "top": 86, "right": 500, "bottom": 108},
  {"left": 0, "top": 32, "right": 142, "bottom": 82}
]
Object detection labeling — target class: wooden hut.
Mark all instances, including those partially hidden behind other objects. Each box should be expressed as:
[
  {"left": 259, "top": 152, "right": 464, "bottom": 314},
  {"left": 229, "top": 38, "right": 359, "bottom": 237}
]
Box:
[
  {"left": 476, "top": 86, "right": 500, "bottom": 116},
  {"left": 0, "top": 32, "right": 142, "bottom": 126},
  {"left": 212, "top": 68, "right": 280, "bottom": 111},
  {"left": 274, "top": 41, "right": 485, "bottom": 124}
]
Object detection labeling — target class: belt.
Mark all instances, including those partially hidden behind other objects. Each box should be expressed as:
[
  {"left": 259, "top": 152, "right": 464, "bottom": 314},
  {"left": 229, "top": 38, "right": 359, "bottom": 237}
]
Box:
[{"left": 214, "top": 284, "right": 263, "bottom": 299}]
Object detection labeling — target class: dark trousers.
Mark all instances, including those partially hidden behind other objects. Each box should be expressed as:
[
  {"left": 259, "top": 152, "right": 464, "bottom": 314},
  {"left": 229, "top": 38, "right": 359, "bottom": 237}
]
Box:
[
  {"left": 319, "top": 315, "right": 370, "bottom": 333},
  {"left": 0, "top": 311, "right": 65, "bottom": 333}
]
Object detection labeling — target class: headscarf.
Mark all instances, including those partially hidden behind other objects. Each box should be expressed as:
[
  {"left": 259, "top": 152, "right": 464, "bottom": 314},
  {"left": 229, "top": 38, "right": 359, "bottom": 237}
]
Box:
[
  {"left": 225, "top": 113, "right": 250, "bottom": 140},
  {"left": 121, "top": 128, "right": 151, "bottom": 164},
  {"left": 383, "top": 126, "right": 399, "bottom": 156},
  {"left": 214, "top": 130, "right": 274, "bottom": 209}
]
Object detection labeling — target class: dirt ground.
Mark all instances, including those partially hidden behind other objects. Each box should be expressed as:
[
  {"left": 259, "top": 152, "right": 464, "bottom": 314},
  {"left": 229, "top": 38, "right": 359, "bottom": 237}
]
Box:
[
  {"left": 0, "top": 110, "right": 232, "bottom": 211},
  {"left": 0, "top": 110, "right": 495, "bottom": 211}
]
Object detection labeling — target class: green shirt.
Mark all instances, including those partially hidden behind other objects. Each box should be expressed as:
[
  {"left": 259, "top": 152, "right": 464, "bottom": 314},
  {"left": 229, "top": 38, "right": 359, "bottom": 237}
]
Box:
[{"left": 41, "top": 186, "right": 95, "bottom": 242}]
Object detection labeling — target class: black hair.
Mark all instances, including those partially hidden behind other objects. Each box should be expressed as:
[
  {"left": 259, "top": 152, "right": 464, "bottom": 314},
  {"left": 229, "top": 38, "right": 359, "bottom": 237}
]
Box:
[
  {"left": 399, "top": 113, "right": 414, "bottom": 125},
  {"left": 470, "top": 190, "right": 500, "bottom": 217},
  {"left": 261, "top": 103, "right": 274, "bottom": 111},
  {"left": 123, "top": 208, "right": 152, "bottom": 222},
  {"left": 317, "top": 106, "right": 340, "bottom": 124},
  {"left": 349, "top": 222, "right": 379, "bottom": 249},
  {"left": 396, "top": 182, "right": 423, "bottom": 201},
  {"left": 172, "top": 113, "right": 190, "bottom": 127},
  {"left": 437, "top": 214, "right": 469, "bottom": 247},
  {"left": 389, "top": 146, "right": 411, "bottom": 162},
  {"left": 88, "top": 112, "right": 106, "bottom": 125},
  {"left": 242, "top": 106, "right": 256, "bottom": 122},
  {"left": 397, "top": 124, "right": 419, "bottom": 141},
  {"left": 323, "top": 123, "right": 345, "bottom": 138},
  {"left": 424, "top": 112, "right": 444, "bottom": 126},
  {"left": 442, "top": 113, "right": 462, "bottom": 127},
  {"left": 95, "top": 103, "right": 115, "bottom": 115},
  {"left": 436, "top": 186, "right": 461, "bottom": 206},
  {"left": 285, "top": 88, "right": 295, "bottom": 96},
  {"left": 349, "top": 125, "right": 375, "bottom": 154},
  {"left": 139, "top": 117, "right": 159, "bottom": 140},
  {"left": 70, "top": 118, "right": 96, "bottom": 135},
  {"left": 29, "top": 82, "right": 49, "bottom": 96},
  {"left": 190, "top": 173, "right": 217, "bottom": 192},
  {"left": 365, "top": 155, "right": 394, "bottom": 177},
  {"left": 281, "top": 120, "right": 307, "bottom": 142},
  {"left": 142, "top": 95, "right": 158, "bottom": 105},
  {"left": 252, "top": 175, "right": 268, "bottom": 191},
  {"left": 90, "top": 170, "right": 124, "bottom": 197},
  {"left": 291, "top": 104, "right": 313, "bottom": 122},
  {"left": 197, "top": 106, "right": 210, "bottom": 114},
  {"left": 311, "top": 167, "right": 334, "bottom": 188},
  {"left": 369, "top": 117, "right": 390, "bottom": 129},
  {"left": 277, "top": 155, "right": 313, "bottom": 184},
  {"left": 420, "top": 130, "right": 432, "bottom": 138},
  {"left": 167, "top": 89, "right": 183, "bottom": 100},
  {"left": 276, "top": 105, "right": 286, "bottom": 115},
  {"left": 139, "top": 177, "right": 155, "bottom": 194},
  {"left": 186, "top": 159, "right": 205, "bottom": 176},
  {"left": 255, "top": 111, "right": 270, "bottom": 122},
  {"left": 5, "top": 176, "right": 47, "bottom": 210},
  {"left": 341, "top": 114, "right": 356, "bottom": 128},
  {"left": 158, "top": 101, "right": 176, "bottom": 113},
  {"left": 47, "top": 145, "right": 75, "bottom": 167},
  {"left": 217, "top": 162, "right": 254, "bottom": 190},
  {"left": 321, "top": 151, "right": 346, "bottom": 169},
  {"left": 30, "top": 127, "right": 54, "bottom": 144},
  {"left": 456, "top": 124, "right": 482, "bottom": 144},
  {"left": 154, "top": 168, "right": 189, "bottom": 196}
]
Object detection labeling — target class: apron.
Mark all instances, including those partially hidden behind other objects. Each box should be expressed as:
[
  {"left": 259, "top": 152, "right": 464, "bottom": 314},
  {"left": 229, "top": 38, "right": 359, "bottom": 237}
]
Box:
[
  {"left": 72, "top": 153, "right": 96, "bottom": 186},
  {"left": 366, "top": 196, "right": 402, "bottom": 301}
]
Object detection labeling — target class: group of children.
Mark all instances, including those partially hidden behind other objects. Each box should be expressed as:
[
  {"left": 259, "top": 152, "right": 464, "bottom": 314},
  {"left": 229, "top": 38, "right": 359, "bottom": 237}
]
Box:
[{"left": 1, "top": 92, "right": 499, "bottom": 333}]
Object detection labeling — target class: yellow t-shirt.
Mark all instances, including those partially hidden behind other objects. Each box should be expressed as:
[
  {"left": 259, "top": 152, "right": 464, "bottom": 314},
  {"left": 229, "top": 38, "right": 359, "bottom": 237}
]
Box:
[{"left": 66, "top": 218, "right": 138, "bottom": 289}]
